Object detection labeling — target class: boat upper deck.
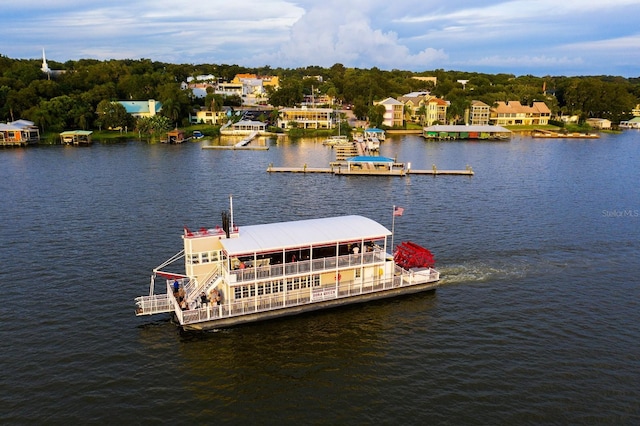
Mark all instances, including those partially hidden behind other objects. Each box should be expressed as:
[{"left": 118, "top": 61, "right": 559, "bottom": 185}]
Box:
[{"left": 219, "top": 215, "right": 391, "bottom": 256}]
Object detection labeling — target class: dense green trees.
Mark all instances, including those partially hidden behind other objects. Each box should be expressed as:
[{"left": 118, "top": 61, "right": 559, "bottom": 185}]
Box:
[
  {"left": 0, "top": 53, "right": 638, "bottom": 133},
  {"left": 95, "top": 100, "right": 130, "bottom": 130}
]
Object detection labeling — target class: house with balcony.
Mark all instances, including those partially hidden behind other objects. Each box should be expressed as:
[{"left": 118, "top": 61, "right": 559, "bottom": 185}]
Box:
[
  {"left": 374, "top": 97, "right": 404, "bottom": 128},
  {"left": 216, "top": 82, "right": 243, "bottom": 98},
  {"left": 277, "top": 107, "right": 335, "bottom": 130},
  {"left": 468, "top": 100, "right": 491, "bottom": 126},
  {"left": 490, "top": 101, "right": 551, "bottom": 126},
  {"left": 190, "top": 108, "right": 229, "bottom": 125},
  {"left": 398, "top": 93, "right": 447, "bottom": 125}
]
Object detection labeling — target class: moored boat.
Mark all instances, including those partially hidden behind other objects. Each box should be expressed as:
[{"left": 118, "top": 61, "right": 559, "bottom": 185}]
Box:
[
  {"left": 134, "top": 200, "right": 440, "bottom": 330},
  {"left": 322, "top": 135, "right": 350, "bottom": 146},
  {"left": 365, "top": 137, "right": 380, "bottom": 151}
]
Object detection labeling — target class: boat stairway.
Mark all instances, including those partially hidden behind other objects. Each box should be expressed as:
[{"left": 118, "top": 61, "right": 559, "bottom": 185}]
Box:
[{"left": 200, "top": 275, "right": 223, "bottom": 300}]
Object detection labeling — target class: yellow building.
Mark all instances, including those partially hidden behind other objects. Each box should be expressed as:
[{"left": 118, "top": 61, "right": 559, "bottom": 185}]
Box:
[
  {"left": 277, "top": 107, "right": 334, "bottom": 130},
  {"left": 490, "top": 101, "right": 551, "bottom": 126}
]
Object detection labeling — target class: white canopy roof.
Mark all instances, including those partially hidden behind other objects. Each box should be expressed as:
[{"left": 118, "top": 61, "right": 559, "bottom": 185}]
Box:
[{"left": 220, "top": 215, "right": 390, "bottom": 255}]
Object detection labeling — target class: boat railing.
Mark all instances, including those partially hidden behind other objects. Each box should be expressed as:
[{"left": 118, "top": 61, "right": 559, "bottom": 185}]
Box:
[
  {"left": 179, "top": 265, "right": 439, "bottom": 326},
  {"left": 229, "top": 251, "right": 384, "bottom": 283},
  {"left": 135, "top": 293, "right": 173, "bottom": 316}
]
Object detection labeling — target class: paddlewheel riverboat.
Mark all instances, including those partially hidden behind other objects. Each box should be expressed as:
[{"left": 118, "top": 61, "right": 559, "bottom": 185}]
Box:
[{"left": 134, "top": 202, "right": 439, "bottom": 331}]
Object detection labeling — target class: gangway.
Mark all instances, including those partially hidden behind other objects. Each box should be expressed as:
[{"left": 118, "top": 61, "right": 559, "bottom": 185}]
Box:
[{"left": 235, "top": 131, "right": 258, "bottom": 147}]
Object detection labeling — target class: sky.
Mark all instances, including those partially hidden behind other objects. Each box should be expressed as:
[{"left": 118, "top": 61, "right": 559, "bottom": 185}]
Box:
[{"left": 3, "top": 0, "right": 640, "bottom": 77}]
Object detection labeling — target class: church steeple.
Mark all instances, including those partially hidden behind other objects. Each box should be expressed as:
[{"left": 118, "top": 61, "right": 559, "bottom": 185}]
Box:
[{"left": 41, "top": 48, "right": 50, "bottom": 75}]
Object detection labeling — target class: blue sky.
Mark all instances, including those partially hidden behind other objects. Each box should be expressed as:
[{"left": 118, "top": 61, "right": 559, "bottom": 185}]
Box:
[{"left": 3, "top": 0, "right": 639, "bottom": 77}]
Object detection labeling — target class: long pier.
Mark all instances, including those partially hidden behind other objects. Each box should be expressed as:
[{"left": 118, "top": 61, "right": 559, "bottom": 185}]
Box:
[{"left": 267, "top": 163, "right": 474, "bottom": 176}]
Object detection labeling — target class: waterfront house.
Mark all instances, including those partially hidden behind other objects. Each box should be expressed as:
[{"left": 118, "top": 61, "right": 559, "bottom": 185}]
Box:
[
  {"left": 490, "top": 101, "right": 551, "bottom": 126},
  {"left": 586, "top": 118, "right": 611, "bottom": 129},
  {"left": 191, "top": 108, "right": 228, "bottom": 125},
  {"left": 0, "top": 119, "right": 40, "bottom": 146},
  {"left": 468, "top": 100, "right": 491, "bottom": 126},
  {"left": 374, "top": 97, "right": 404, "bottom": 127},
  {"left": 221, "top": 120, "right": 267, "bottom": 135},
  {"left": 277, "top": 107, "right": 335, "bottom": 130},
  {"left": 118, "top": 99, "right": 162, "bottom": 118},
  {"left": 398, "top": 93, "right": 448, "bottom": 126}
]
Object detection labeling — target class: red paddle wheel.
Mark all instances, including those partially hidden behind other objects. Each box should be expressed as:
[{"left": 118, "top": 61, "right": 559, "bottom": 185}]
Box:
[{"left": 394, "top": 241, "right": 435, "bottom": 269}]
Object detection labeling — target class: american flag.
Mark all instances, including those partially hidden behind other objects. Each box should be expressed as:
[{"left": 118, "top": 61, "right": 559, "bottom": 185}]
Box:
[{"left": 393, "top": 206, "right": 404, "bottom": 217}]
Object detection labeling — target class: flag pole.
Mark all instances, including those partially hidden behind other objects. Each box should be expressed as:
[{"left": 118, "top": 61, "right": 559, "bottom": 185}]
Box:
[{"left": 391, "top": 205, "right": 396, "bottom": 254}]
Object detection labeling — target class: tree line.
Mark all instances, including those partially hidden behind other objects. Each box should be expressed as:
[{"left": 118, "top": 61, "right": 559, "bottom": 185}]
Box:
[{"left": 0, "top": 54, "right": 638, "bottom": 134}]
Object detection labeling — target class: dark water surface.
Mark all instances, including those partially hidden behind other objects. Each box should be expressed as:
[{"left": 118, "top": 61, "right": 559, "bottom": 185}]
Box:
[{"left": 1, "top": 132, "right": 639, "bottom": 424}]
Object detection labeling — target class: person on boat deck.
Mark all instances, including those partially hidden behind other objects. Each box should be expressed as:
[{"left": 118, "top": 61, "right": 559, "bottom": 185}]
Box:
[
  {"left": 200, "top": 291, "right": 208, "bottom": 307},
  {"left": 173, "top": 280, "right": 180, "bottom": 294},
  {"left": 353, "top": 245, "right": 359, "bottom": 255}
]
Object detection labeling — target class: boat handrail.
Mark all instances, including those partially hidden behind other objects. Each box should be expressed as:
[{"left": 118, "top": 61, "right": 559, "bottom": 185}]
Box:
[
  {"left": 179, "top": 265, "right": 438, "bottom": 325},
  {"left": 228, "top": 251, "right": 385, "bottom": 284},
  {"left": 135, "top": 293, "right": 173, "bottom": 315}
]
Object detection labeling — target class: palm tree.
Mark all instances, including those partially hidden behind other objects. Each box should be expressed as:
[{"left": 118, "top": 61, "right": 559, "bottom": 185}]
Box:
[{"left": 416, "top": 105, "right": 427, "bottom": 126}]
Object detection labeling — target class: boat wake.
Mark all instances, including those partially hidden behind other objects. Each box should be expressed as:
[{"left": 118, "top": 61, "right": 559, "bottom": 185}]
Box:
[{"left": 437, "top": 257, "right": 543, "bottom": 285}]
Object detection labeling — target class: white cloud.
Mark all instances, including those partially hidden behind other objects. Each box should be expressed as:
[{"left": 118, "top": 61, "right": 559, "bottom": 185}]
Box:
[{"left": 1, "top": 0, "right": 638, "bottom": 76}]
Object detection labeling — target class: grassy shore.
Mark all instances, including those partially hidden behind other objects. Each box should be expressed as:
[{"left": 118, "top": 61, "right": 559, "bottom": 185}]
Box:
[{"left": 40, "top": 124, "right": 224, "bottom": 144}]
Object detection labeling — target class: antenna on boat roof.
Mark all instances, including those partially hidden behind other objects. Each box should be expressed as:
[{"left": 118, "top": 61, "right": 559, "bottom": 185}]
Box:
[{"left": 229, "top": 194, "right": 234, "bottom": 230}]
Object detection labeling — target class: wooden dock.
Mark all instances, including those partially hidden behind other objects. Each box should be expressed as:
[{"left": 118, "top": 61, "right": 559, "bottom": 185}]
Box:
[
  {"left": 203, "top": 145, "right": 269, "bottom": 150},
  {"left": 267, "top": 163, "right": 474, "bottom": 176},
  {"left": 203, "top": 131, "right": 270, "bottom": 150}
]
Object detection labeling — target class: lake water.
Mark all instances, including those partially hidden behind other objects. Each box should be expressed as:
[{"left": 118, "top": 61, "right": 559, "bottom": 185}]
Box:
[{"left": 1, "top": 131, "right": 639, "bottom": 424}]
